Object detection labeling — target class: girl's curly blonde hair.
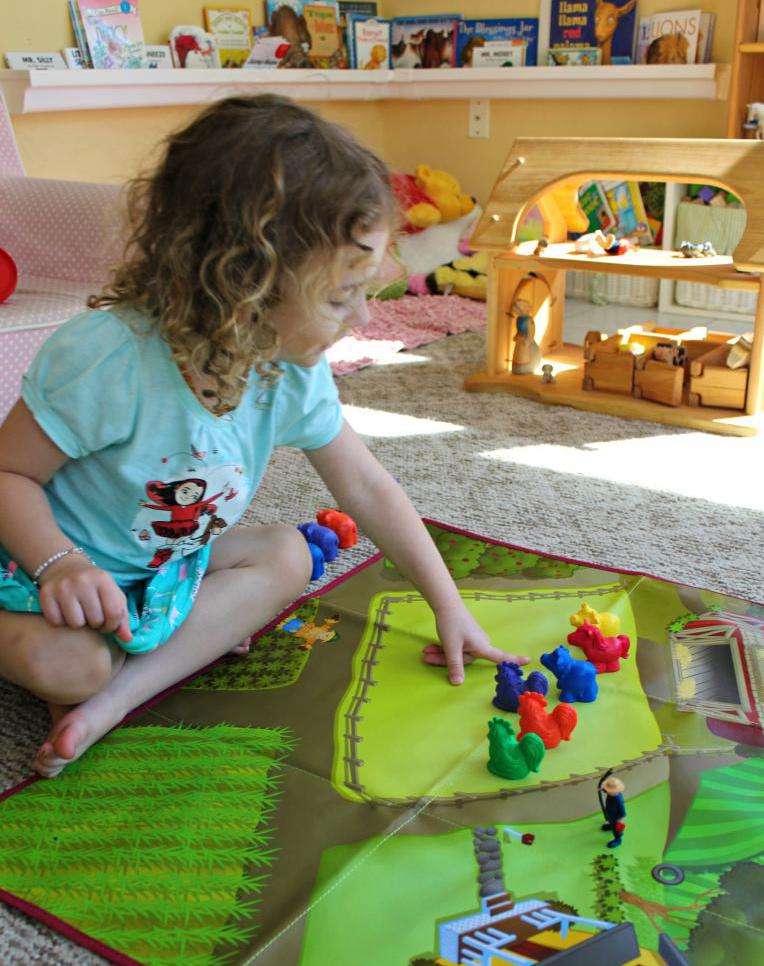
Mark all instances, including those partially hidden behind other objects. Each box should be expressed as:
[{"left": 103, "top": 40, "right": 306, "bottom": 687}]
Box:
[{"left": 90, "top": 94, "right": 396, "bottom": 409}]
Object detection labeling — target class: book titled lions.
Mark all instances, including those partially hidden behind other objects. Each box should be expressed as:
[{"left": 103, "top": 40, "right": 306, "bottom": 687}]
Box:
[{"left": 547, "top": 0, "right": 637, "bottom": 64}]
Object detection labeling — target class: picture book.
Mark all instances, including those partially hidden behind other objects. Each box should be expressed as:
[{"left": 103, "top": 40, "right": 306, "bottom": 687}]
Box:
[
  {"left": 601, "top": 180, "right": 652, "bottom": 243},
  {"left": 62, "top": 47, "right": 87, "bottom": 69},
  {"left": 455, "top": 18, "right": 539, "bottom": 68},
  {"left": 471, "top": 40, "right": 526, "bottom": 68},
  {"left": 144, "top": 44, "right": 173, "bottom": 68},
  {"left": 643, "top": 8, "right": 702, "bottom": 65},
  {"left": 169, "top": 25, "right": 222, "bottom": 68},
  {"left": 577, "top": 181, "right": 616, "bottom": 234},
  {"left": 391, "top": 15, "right": 460, "bottom": 69},
  {"left": 76, "top": 0, "right": 146, "bottom": 69},
  {"left": 349, "top": 16, "right": 390, "bottom": 70},
  {"left": 634, "top": 16, "right": 650, "bottom": 64},
  {"left": 339, "top": 2, "right": 377, "bottom": 65},
  {"left": 5, "top": 51, "right": 67, "bottom": 70},
  {"left": 547, "top": 46, "right": 601, "bottom": 65},
  {"left": 67, "top": 0, "right": 93, "bottom": 67},
  {"left": 244, "top": 31, "right": 291, "bottom": 67},
  {"left": 546, "top": 0, "right": 637, "bottom": 64},
  {"left": 303, "top": 2, "right": 343, "bottom": 67},
  {"left": 203, "top": 6, "right": 252, "bottom": 67}
]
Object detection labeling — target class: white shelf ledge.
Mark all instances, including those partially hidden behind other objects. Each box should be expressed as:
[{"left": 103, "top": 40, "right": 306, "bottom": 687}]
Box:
[{"left": 0, "top": 63, "right": 729, "bottom": 113}]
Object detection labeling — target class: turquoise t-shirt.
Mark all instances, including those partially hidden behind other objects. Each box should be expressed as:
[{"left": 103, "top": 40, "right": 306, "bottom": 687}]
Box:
[{"left": 21, "top": 309, "right": 343, "bottom": 587}]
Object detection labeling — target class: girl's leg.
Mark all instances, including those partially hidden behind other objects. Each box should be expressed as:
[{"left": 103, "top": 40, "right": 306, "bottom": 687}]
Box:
[{"left": 33, "top": 524, "right": 313, "bottom": 777}]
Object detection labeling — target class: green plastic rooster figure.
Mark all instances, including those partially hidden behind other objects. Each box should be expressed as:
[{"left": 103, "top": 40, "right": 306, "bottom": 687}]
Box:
[{"left": 487, "top": 716, "right": 546, "bottom": 780}]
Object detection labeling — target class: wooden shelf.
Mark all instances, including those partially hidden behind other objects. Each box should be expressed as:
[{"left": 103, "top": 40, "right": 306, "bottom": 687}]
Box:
[
  {"left": 739, "top": 42, "right": 764, "bottom": 53},
  {"left": 0, "top": 63, "right": 729, "bottom": 114},
  {"left": 464, "top": 343, "right": 762, "bottom": 437},
  {"left": 498, "top": 242, "right": 761, "bottom": 290}
]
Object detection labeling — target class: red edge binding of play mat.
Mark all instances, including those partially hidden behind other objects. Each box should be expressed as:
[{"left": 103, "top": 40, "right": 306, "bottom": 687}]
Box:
[{"left": 0, "top": 517, "right": 760, "bottom": 966}]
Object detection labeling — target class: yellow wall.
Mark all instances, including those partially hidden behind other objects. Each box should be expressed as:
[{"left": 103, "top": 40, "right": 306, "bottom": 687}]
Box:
[{"left": 1, "top": 0, "right": 739, "bottom": 199}]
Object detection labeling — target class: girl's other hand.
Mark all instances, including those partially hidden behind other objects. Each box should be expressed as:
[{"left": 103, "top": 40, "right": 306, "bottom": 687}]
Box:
[
  {"left": 422, "top": 603, "right": 528, "bottom": 686},
  {"left": 37, "top": 556, "right": 133, "bottom": 643}
]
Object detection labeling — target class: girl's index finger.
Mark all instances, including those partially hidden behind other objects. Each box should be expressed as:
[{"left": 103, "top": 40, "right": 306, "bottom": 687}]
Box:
[{"left": 115, "top": 612, "right": 133, "bottom": 643}]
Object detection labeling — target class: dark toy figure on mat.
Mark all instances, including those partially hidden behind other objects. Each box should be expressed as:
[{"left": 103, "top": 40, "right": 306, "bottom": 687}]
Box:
[
  {"left": 0, "top": 94, "right": 527, "bottom": 779},
  {"left": 598, "top": 771, "right": 627, "bottom": 848}
]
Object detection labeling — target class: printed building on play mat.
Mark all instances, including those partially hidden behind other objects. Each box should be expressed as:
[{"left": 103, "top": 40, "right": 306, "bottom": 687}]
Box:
[{"left": 670, "top": 612, "right": 764, "bottom": 740}]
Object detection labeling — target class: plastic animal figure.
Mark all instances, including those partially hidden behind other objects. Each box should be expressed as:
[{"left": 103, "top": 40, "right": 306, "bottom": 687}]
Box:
[
  {"left": 487, "top": 717, "right": 545, "bottom": 781},
  {"left": 569, "top": 601, "right": 622, "bottom": 637},
  {"left": 567, "top": 623, "right": 630, "bottom": 673},
  {"left": 316, "top": 509, "right": 358, "bottom": 548},
  {"left": 517, "top": 692, "right": 578, "bottom": 749},
  {"left": 297, "top": 522, "right": 339, "bottom": 562},
  {"left": 541, "top": 645, "right": 599, "bottom": 703},
  {"left": 594, "top": 0, "right": 637, "bottom": 65},
  {"left": 493, "top": 661, "right": 548, "bottom": 713}
]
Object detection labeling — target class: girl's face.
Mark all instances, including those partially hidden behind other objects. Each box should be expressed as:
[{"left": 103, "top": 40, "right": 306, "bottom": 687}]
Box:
[{"left": 271, "top": 227, "right": 389, "bottom": 368}]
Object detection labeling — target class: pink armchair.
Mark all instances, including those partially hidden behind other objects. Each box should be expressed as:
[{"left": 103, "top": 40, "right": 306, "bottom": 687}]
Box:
[{"left": 0, "top": 95, "right": 123, "bottom": 421}]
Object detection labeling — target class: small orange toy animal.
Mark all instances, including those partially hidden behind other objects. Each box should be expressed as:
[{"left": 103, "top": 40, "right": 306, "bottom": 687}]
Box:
[
  {"left": 517, "top": 692, "right": 578, "bottom": 750},
  {"left": 316, "top": 509, "right": 358, "bottom": 548}
]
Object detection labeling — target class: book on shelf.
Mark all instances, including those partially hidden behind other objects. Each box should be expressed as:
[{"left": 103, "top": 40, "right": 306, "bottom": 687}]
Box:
[
  {"left": 547, "top": 46, "right": 601, "bottom": 66},
  {"left": 544, "top": 0, "right": 637, "bottom": 64},
  {"left": 639, "top": 8, "right": 703, "bottom": 65},
  {"left": 339, "top": 2, "right": 377, "bottom": 65},
  {"left": 696, "top": 12, "right": 715, "bottom": 64},
  {"left": 145, "top": 44, "right": 173, "bottom": 68},
  {"left": 391, "top": 15, "right": 461, "bottom": 69},
  {"left": 76, "top": 0, "right": 146, "bottom": 69},
  {"left": 303, "top": 2, "right": 344, "bottom": 67},
  {"left": 578, "top": 181, "right": 617, "bottom": 234},
  {"left": 455, "top": 18, "right": 539, "bottom": 68},
  {"left": 348, "top": 16, "right": 391, "bottom": 70},
  {"left": 62, "top": 46, "right": 87, "bottom": 69},
  {"left": 203, "top": 6, "right": 252, "bottom": 67},
  {"left": 471, "top": 40, "right": 526, "bottom": 68},
  {"left": 245, "top": 30, "right": 291, "bottom": 67},
  {"left": 169, "top": 25, "right": 222, "bottom": 68},
  {"left": 67, "top": 0, "right": 92, "bottom": 67},
  {"left": 5, "top": 51, "right": 68, "bottom": 70},
  {"left": 601, "top": 180, "right": 653, "bottom": 243}
]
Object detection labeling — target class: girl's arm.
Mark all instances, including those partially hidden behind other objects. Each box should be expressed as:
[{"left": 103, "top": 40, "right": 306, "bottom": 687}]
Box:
[
  {"left": 0, "top": 401, "right": 131, "bottom": 641},
  {"left": 304, "top": 420, "right": 527, "bottom": 684}
]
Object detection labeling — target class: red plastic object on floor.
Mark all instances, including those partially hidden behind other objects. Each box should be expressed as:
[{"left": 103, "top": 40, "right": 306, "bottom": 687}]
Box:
[
  {"left": 316, "top": 509, "right": 358, "bottom": 548},
  {"left": 0, "top": 247, "right": 18, "bottom": 303}
]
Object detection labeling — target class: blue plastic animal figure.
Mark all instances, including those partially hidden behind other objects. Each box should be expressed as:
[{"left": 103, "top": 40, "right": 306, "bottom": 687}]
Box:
[
  {"left": 297, "top": 522, "right": 339, "bottom": 562},
  {"left": 493, "top": 661, "right": 549, "bottom": 712},
  {"left": 540, "top": 645, "right": 599, "bottom": 703},
  {"left": 304, "top": 542, "right": 325, "bottom": 581}
]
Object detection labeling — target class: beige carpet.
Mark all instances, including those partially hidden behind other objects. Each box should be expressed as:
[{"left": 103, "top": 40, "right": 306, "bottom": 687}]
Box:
[{"left": 2, "top": 330, "right": 763, "bottom": 964}]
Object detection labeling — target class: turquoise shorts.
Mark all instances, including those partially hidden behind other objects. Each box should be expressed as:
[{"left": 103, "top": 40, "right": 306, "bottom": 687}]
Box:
[{"left": 0, "top": 546, "right": 210, "bottom": 655}]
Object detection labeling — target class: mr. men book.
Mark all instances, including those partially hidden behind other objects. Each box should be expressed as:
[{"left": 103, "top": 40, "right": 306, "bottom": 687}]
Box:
[{"left": 548, "top": 0, "right": 637, "bottom": 64}]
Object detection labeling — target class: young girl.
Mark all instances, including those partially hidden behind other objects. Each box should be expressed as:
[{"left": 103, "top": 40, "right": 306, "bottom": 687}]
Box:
[{"left": 0, "top": 94, "right": 526, "bottom": 778}]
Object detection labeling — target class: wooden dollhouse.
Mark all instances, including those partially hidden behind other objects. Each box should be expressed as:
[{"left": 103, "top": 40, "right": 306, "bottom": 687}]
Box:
[{"left": 464, "top": 137, "right": 764, "bottom": 436}]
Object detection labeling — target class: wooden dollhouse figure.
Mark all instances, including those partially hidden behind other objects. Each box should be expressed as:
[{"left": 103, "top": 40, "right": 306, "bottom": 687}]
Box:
[{"left": 511, "top": 299, "right": 541, "bottom": 374}]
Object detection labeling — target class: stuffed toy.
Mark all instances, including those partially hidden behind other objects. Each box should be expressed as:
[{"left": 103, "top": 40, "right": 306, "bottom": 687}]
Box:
[
  {"left": 415, "top": 165, "right": 476, "bottom": 223},
  {"left": 409, "top": 250, "right": 489, "bottom": 301},
  {"left": 390, "top": 172, "right": 441, "bottom": 233}
]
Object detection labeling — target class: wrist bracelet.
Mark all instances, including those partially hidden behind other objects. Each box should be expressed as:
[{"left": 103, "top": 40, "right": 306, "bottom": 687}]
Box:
[{"left": 32, "top": 547, "right": 93, "bottom": 585}]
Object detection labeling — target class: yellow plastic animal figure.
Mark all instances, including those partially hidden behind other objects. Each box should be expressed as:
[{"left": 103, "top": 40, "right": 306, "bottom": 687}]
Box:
[{"left": 570, "top": 601, "right": 621, "bottom": 636}]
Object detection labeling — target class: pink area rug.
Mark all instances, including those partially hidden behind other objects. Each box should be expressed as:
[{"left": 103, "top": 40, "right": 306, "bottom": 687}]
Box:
[{"left": 326, "top": 294, "right": 486, "bottom": 375}]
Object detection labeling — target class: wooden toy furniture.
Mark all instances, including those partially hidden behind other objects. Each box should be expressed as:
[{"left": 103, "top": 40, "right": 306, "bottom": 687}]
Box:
[{"left": 465, "top": 137, "right": 764, "bottom": 436}]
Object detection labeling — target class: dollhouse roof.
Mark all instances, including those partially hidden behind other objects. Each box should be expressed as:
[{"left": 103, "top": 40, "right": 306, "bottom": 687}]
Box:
[{"left": 471, "top": 137, "right": 764, "bottom": 274}]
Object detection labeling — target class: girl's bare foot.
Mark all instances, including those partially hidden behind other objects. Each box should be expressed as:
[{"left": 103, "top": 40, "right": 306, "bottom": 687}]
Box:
[
  {"left": 33, "top": 700, "right": 125, "bottom": 779},
  {"left": 46, "top": 701, "right": 74, "bottom": 727}
]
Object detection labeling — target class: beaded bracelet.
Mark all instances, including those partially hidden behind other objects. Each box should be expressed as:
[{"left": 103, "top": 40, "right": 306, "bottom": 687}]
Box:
[{"left": 32, "top": 546, "right": 93, "bottom": 585}]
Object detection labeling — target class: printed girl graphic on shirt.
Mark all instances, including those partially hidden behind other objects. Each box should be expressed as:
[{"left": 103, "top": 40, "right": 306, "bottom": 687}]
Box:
[{"left": 139, "top": 478, "right": 226, "bottom": 568}]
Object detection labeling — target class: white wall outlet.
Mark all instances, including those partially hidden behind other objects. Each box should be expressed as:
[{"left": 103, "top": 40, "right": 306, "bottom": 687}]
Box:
[{"left": 468, "top": 98, "right": 490, "bottom": 138}]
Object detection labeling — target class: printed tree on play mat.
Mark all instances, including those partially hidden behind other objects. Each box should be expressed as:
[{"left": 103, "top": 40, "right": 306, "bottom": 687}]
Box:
[
  {"left": 432, "top": 530, "right": 581, "bottom": 580},
  {"left": 185, "top": 598, "right": 320, "bottom": 691},
  {"left": 687, "top": 862, "right": 764, "bottom": 965},
  {"left": 0, "top": 724, "right": 294, "bottom": 966}
]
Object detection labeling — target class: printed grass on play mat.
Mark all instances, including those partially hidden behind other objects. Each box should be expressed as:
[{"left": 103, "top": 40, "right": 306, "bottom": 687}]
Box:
[{"left": 0, "top": 521, "right": 762, "bottom": 966}]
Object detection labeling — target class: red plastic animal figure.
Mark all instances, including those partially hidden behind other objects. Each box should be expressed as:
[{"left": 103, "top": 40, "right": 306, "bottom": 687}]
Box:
[
  {"left": 567, "top": 622, "right": 630, "bottom": 673},
  {"left": 316, "top": 509, "right": 358, "bottom": 548},
  {"left": 517, "top": 692, "right": 578, "bottom": 750}
]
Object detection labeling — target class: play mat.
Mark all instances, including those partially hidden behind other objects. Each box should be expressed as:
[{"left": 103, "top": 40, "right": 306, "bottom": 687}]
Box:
[{"left": 0, "top": 521, "right": 762, "bottom": 966}]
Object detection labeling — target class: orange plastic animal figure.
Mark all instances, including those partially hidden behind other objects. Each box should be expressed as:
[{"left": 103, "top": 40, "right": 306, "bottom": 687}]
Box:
[
  {"left": 567, "top": 622, "right": 630, "bottom": 673},
  {"left": 517, "top": 692, "right": 578, "bottom": 750},
  {"left": 316, "top": 509, "right": 358, "bottom": 548}
]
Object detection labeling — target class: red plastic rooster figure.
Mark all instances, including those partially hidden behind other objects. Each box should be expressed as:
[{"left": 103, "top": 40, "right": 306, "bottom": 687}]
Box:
[{"left": 517, "top": 692, "right": 578, "bottom": 750}]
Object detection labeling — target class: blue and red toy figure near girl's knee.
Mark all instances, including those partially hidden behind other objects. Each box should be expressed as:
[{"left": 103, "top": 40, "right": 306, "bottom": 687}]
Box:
[
  {"left": 298, "top": 509, "right": 358, "bottom": 580},
  {"left": 598, "top": 772, "right": 626, "bottom": 848}
]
